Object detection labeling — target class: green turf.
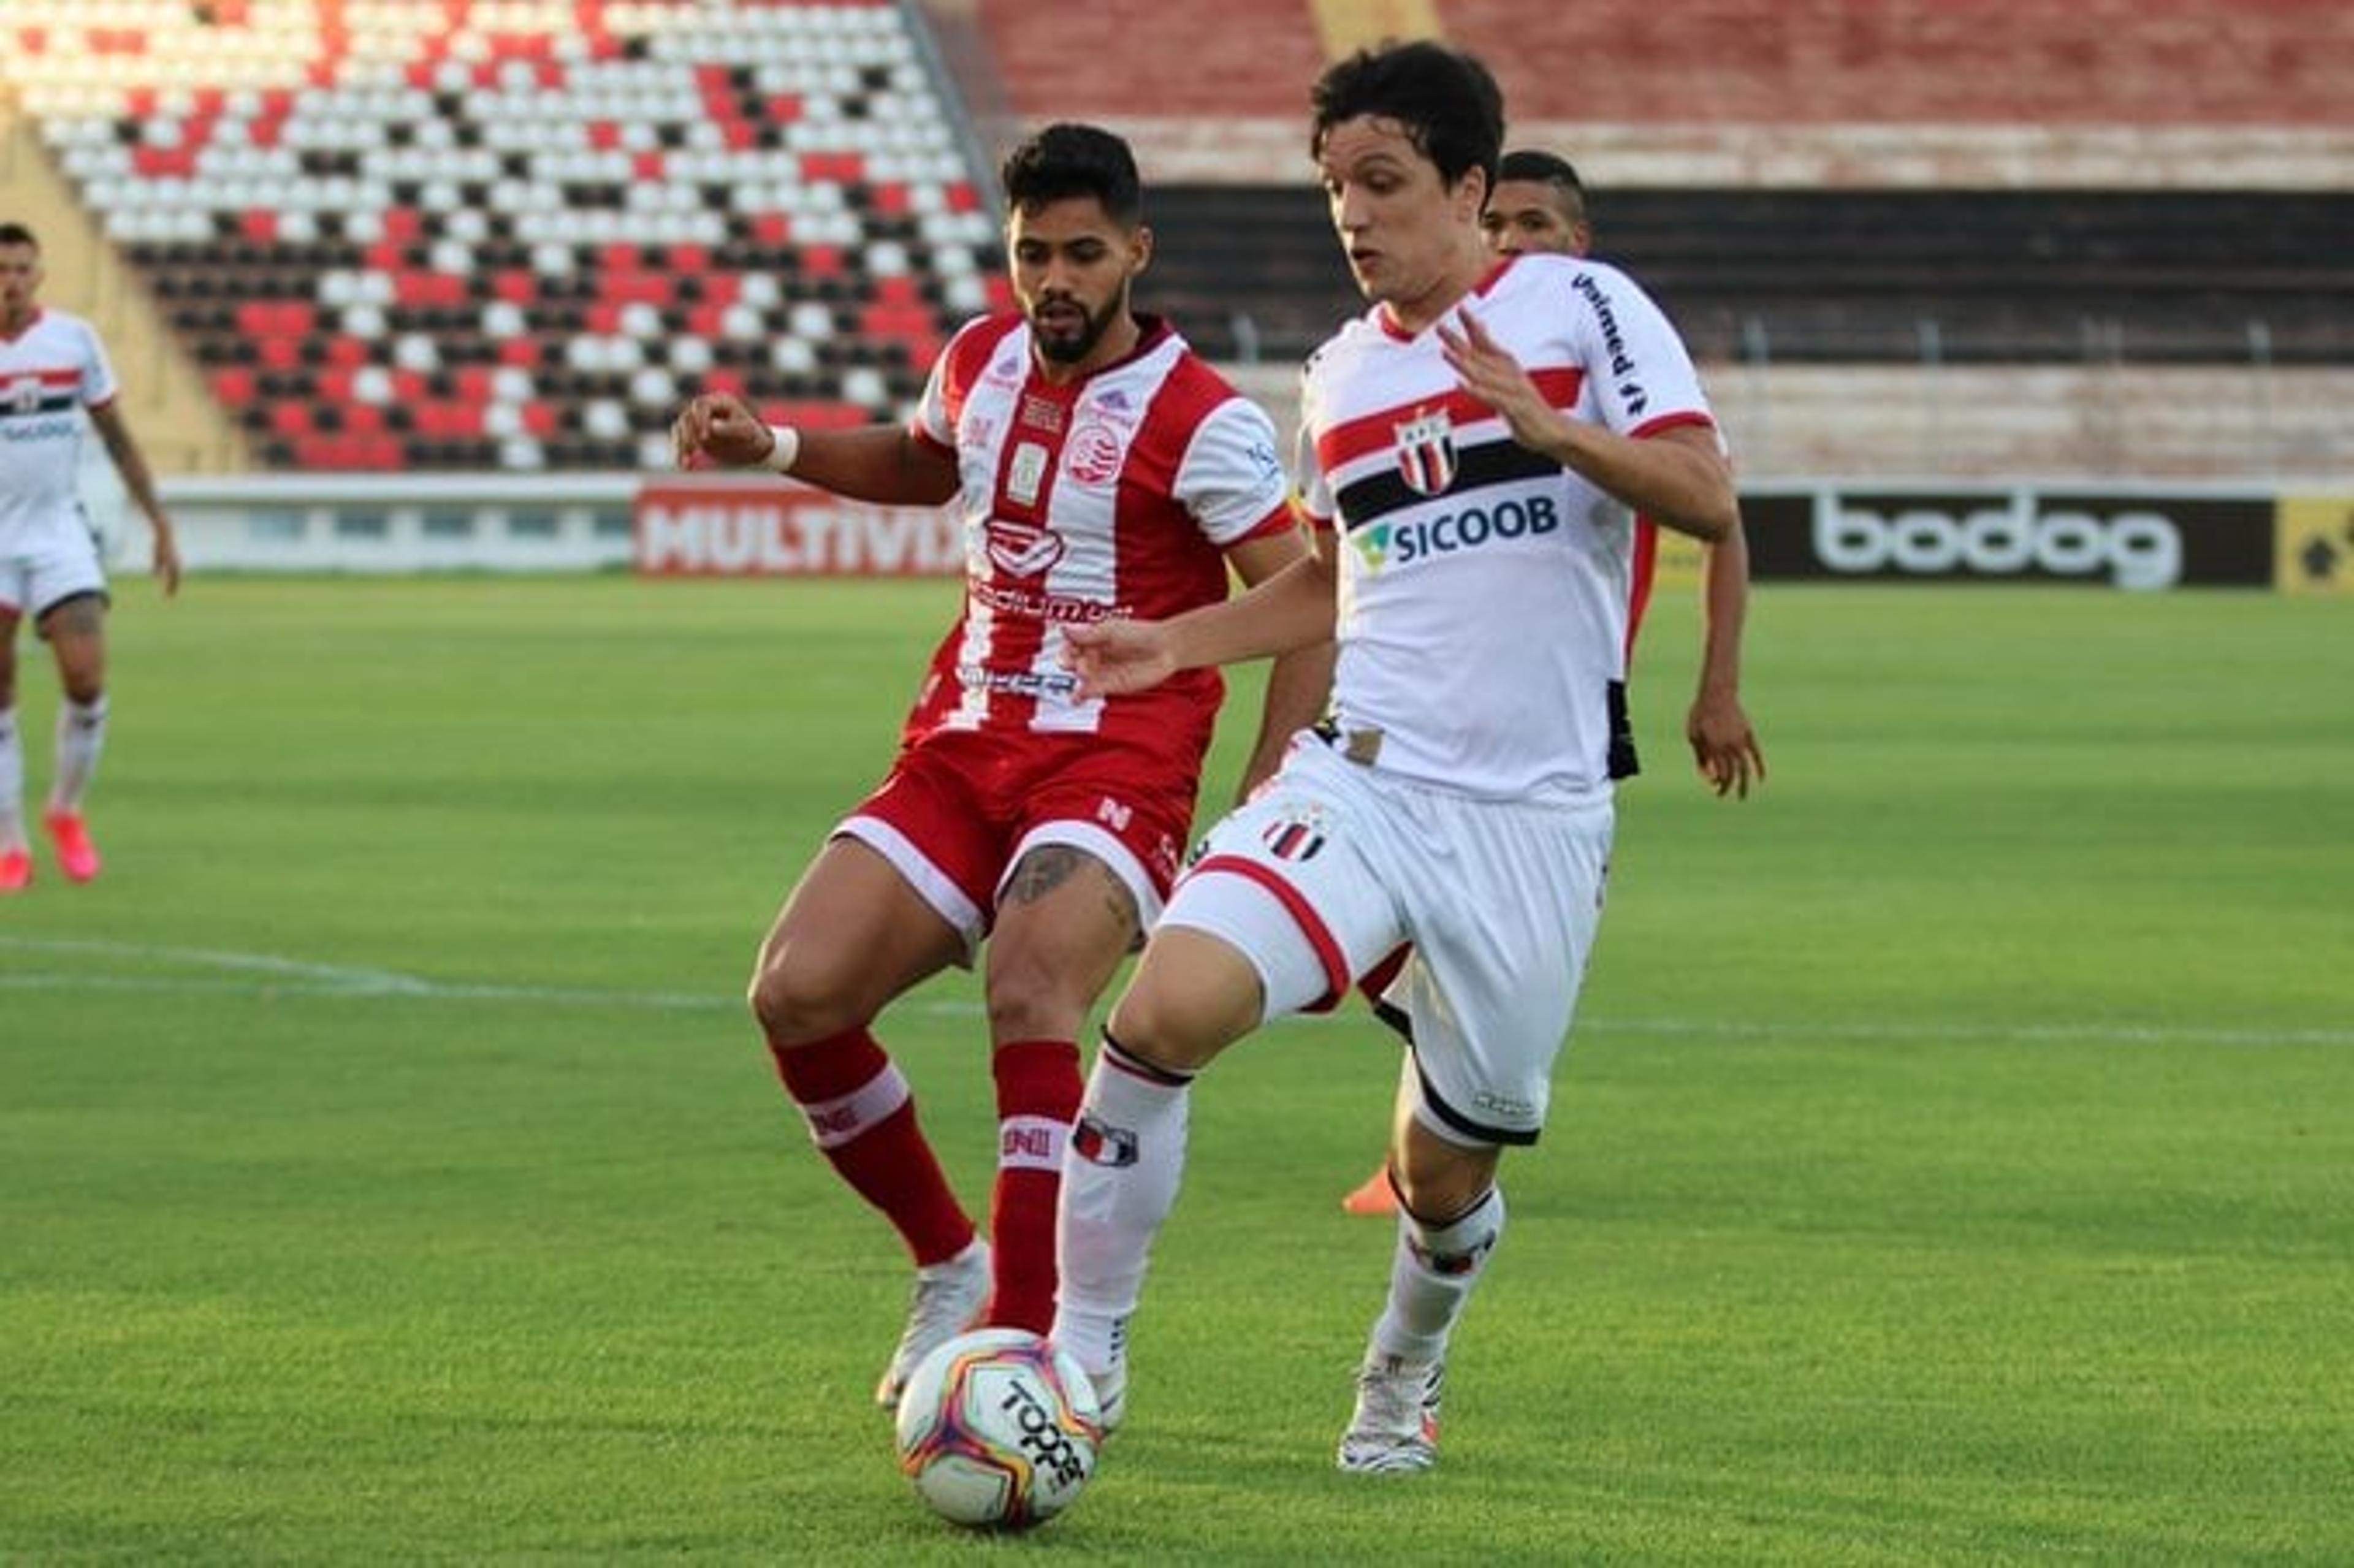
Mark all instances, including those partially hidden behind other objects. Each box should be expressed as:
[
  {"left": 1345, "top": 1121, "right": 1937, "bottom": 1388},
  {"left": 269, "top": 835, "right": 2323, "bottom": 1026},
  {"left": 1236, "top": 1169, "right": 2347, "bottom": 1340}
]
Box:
[{"left": 2, "top": 576, "right": 2348, "bottom": 1563}]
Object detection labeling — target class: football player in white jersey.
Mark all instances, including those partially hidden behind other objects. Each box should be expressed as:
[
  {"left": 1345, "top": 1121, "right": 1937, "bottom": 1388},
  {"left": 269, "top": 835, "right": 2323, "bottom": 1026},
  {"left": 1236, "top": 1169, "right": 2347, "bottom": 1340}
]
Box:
[
  {"left": 1338, "top": 147, "right": 1768, "bottom": 1217},
  {"left": 0, "top": 223, "right": 181, "bottom": 893},
  {"left": 1049, "top": 43, "right": 1742, "bottom": 1472},
  {"left": 670, "top": 125, "right": 1325, "bottom": 1415}
]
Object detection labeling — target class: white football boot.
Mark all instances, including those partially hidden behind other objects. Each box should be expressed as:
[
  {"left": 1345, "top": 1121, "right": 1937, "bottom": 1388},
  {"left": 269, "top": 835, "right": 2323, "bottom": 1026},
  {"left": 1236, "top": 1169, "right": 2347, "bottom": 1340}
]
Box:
[
  {"left": 873, "top": 1239, "right": 991, "bottom": 1411},
  {"left": 1336, "top": 1353, "right": 1443, "bottom": 1474}
]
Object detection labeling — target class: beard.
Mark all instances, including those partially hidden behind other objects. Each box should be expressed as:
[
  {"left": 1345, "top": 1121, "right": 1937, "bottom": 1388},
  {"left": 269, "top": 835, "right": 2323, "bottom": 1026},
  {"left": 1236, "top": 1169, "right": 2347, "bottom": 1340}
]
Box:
[{"left": 1028, "top": 293, "right": 1121, "bottom": 365}]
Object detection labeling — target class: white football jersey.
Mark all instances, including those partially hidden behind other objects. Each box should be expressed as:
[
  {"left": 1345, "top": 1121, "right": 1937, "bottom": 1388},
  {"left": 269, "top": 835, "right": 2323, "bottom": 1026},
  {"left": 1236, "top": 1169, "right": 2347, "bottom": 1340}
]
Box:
[
  {"left": 0, "top": 308, "right": 116, "bottom": 553},
  {"left": 1297, "top": 254, "right": 1719, "bottom": 802}
]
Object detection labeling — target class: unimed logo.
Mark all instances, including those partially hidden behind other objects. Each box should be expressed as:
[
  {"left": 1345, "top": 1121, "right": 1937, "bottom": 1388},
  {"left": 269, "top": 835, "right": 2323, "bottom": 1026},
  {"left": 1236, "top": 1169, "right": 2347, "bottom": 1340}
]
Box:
[{"left": 1815, "top": 500, "right": 2184, "bottom": 590}]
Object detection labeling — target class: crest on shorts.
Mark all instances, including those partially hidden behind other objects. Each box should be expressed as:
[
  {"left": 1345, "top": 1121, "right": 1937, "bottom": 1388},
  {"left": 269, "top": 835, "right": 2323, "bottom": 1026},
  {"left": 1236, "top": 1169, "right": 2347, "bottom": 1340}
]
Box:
[
  {"left": 1260, "top": 806, "right": 1328, "bottom": 862},
  {"left": 1393, "top": 406, "right": 1456, "bottom": 497}
]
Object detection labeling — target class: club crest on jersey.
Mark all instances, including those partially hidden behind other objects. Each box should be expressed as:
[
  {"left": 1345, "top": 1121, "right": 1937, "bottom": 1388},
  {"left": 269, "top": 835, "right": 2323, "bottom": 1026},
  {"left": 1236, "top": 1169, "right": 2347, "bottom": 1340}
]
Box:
[
  {"left": 1062, "top": 420, "right": 1125, "bottom": 485},
  {"left": 985, "top": 517, "right": 1067, "bottom": 577},
  {"left": 1393, "top": 407, "right": 1457, "bottom": 497},
  {"left": 6, "top": 376, "right": 44, "bottom": 414}
]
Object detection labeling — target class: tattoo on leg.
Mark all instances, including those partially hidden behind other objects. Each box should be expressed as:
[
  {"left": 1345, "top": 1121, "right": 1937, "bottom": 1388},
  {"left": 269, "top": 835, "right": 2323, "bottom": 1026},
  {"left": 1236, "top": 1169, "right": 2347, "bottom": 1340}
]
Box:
[
  {"left": 1005, "top": 846, "right": 1141, "bottom": 940},
  {"left": 1005, "top": 846, "right": 1086, "bottom": 905}
]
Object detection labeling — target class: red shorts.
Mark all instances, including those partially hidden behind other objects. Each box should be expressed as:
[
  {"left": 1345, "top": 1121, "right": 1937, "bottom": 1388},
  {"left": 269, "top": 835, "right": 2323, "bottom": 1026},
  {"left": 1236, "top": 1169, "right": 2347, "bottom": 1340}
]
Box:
[{"left": 837, "top": 724, "right": 1203, "bottom": 955}]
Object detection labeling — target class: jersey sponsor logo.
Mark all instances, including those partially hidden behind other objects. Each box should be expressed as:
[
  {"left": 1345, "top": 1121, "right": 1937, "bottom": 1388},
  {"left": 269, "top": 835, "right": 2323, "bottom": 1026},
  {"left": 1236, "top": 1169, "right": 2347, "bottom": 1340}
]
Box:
[
  {"left": 1336, "top": 438, "right": 1560, "bottom": 532},
  {"left": 1571, "top": 271, "right": 1649, "bottom": 418},
  {"left": 1393, "top": 408, "right": 1457, "bottom": 497},
  {"left": 1094, "top": 796, "right": 1133, "bottom": 831},
  {"left": 1062, "top": 420, "right": 1124, "bottom": 485},
  {"left": 958, "top": 662, "right": 1080, "bottom": 701},
  {"left": 1, "top": 414, "right": 78, "bottom": 442},
  {"left": 1816, "top": 503, "right": 2183, "bottom": 589},
  {"left": 1350, "top": 493, "right": 1562, "bottom": 573},
  {"left": 970, "top": 580, "right": 1121, "bottom": 624},
  {"left": 1007, "top": 441, "right": 1051, "bottom": 506},
  {"left": 1246, "top": 437, "right": 1283, "bottom": 489},
  {"left": 1018, "top": 393, "right": 1065, "bottom": 433},
  {"left": 984, "top": 516, "right": 1065, "bottom": 577}
]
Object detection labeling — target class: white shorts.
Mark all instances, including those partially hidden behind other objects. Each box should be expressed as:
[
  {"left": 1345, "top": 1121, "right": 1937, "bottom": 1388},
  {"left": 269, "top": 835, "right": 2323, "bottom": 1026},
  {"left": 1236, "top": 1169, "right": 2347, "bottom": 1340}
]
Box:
[
  {"left": 0, "top": 521, "right": 107, "bottom": 625},
  {"left": 1162, "top": 734, "right": 1613, "bottom": 1145}
]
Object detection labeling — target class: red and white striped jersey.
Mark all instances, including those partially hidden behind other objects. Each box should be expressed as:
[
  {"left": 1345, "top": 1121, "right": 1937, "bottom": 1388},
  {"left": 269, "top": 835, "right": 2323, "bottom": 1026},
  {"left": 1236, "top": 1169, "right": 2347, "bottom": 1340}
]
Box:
[
  {"left": 1297, "top": 255, "right": 1719, "bottom": 802},
  {"left": 0, "top": 308, "right": 116, "bottom": 551},
  {"left": 906, "top": 311, "right": 1294, "bottom": 747}
]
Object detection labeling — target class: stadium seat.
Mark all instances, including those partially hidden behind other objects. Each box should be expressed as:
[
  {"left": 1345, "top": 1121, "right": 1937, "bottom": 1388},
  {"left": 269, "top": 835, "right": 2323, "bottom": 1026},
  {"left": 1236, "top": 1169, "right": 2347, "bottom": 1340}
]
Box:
[{"left": 7, "top": 0, "right": 987, "bottom": 471}]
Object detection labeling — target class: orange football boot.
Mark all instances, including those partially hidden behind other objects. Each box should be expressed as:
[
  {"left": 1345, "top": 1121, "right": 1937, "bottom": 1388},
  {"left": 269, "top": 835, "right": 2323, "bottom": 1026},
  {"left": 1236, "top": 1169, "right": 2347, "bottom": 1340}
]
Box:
[{"left": 44, "top": 810, "right": 101, "bottom": 883}]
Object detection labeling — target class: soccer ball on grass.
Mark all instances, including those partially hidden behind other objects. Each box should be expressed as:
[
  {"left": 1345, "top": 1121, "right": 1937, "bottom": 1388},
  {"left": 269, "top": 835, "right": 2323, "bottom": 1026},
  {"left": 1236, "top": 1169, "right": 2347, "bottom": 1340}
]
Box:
[{"left": 892, "top": 1328, "right": 1103, "bottom": 1530}]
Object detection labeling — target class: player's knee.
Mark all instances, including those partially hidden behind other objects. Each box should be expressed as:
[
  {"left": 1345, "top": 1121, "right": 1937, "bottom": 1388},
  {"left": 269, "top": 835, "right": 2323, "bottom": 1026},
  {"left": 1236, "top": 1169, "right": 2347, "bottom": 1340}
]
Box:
[
  {"left": 745, "top": 953, "right": 860, "bottom": 1049},
  {"left": 1393, "top": 1135, "right": 1501, "bottom": 1224},
  {"left": 981, "top": 972, "right": 1088, "bottom": 1046},
  {"left": 1102, "top": 969, "right": 1255, "bottom": 1075},
  {"left": 980, "top": 939, "right": 1101, "bottom": 1043}
]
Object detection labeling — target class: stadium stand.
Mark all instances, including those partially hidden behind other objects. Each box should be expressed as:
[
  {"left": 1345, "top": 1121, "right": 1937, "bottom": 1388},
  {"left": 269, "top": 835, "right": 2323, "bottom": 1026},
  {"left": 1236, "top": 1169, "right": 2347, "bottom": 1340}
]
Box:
[
  {"left": 5, "top": 0, "right": 1003, "bottom": 473},
  {"left": 3, "top": 0, "right": 2348, "bottom": 480},
  {"left": 1140, "top": 186, "right": 2354, "bottom": 369},
  {"left": 966, "top": 0, "right": 2354, "bottom": 479}
]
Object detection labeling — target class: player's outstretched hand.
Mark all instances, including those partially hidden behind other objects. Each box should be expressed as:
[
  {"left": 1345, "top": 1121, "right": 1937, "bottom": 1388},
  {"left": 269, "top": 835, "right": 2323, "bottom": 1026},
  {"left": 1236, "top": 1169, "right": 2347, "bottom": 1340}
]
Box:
[
  {"left": 1062, "top": 617, "right": 1179, "bottom": 701},
  {"left": 1687, "top": 691, "right": 1766, "bottom": 799},
  {"left": 671, "top": 392, "right": 775, "bottom": 470},
  {"left": 1438, "top": 307, "right": 1563, "bottom": 451}
]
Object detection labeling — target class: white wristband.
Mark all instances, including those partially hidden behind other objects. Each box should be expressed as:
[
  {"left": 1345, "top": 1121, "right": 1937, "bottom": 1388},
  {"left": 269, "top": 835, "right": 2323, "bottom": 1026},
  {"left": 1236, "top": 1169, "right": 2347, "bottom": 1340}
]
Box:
[{"left": 761, "top": 424, "right": 801, "bottom": 474}]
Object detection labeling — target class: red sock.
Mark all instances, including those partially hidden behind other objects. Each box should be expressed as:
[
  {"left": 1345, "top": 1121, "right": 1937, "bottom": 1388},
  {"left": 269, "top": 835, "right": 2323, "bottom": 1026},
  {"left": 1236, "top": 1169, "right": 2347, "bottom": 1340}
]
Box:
[
  {"left": 772, "top": 1029, "right": 974, "bottom": 1267},
  {"left": 986, "top": 1039, "right": 1083, "bottom": 1333}
]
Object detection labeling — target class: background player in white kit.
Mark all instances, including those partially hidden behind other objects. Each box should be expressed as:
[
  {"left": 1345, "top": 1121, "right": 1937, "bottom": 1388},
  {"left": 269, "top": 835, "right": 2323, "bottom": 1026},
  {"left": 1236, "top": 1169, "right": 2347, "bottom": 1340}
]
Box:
[
  {"left": 0, "top": 223, "right": 182, "bottom": 894},
  {"left": 1049, "top": 43, "right": 1742, "bottom": 1471},
  {"left": 670, "top": 125, "right": 1324, "bottom": 1414}
]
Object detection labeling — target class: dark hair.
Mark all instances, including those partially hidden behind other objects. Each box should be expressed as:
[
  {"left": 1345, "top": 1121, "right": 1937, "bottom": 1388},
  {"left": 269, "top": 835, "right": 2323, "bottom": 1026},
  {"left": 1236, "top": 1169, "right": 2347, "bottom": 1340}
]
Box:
[
  {"left": 0, "top": 223, "right": 38, "bottom": 249},
  {"left": 1496, "top": 148, "right": 1588, "bottom": 222},
  {"left": 1000, "top": 123, "right": 1143, "bottom": 227},
  {"left": 1309, "top": 40, "right": 1504, "bottom": 194}
]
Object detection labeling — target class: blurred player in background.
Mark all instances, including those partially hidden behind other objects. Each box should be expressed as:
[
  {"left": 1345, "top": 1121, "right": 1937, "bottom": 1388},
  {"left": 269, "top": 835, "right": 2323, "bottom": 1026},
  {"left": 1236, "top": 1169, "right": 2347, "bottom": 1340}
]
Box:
[
  {"left": 0, "top": 222, "right": 181, "bottom": 894},
  {"left": 671, "top": 124, "right": 1327, "bottom": 1412},
  {"left": 1049, "top": 42, "right": 1740, "bottom": 1471},
  {"left": 1336, "top": 147, "right": 1767, "bottom": 1216}
]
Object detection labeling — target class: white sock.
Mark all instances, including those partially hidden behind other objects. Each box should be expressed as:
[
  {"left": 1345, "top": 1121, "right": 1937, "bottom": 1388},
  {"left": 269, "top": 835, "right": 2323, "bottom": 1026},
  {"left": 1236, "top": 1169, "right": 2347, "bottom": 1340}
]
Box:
[
  {"left": 1369, "top": 1186, "right": 1506, "bottom": 1367},
  {"left": 0, "top": 706, "right": 22, "bottom": 849},
  {"left": 1051, "top": 1037, "right": 1193, "bottom": 1377},
  {"left": 49, "top": 695, "right": 108, "bottom": 814}
]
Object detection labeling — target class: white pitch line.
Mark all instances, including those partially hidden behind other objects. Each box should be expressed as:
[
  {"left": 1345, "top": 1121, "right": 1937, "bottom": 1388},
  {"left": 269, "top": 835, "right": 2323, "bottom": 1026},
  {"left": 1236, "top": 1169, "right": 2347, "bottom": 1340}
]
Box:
[{"left": 3, "top": 934, "right": 2347, "bottom": 1048}]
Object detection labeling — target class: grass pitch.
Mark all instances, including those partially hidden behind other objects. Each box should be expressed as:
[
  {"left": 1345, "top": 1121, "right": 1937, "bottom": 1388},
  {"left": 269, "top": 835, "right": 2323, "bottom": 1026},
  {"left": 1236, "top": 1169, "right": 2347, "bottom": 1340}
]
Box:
[{"left": 2, "top": 575, "right": 2349, "bottom": 1564}]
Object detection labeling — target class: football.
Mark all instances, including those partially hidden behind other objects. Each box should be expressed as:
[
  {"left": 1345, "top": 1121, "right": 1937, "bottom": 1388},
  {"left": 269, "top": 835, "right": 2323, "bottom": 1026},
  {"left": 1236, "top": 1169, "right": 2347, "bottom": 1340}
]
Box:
[{"left": 891, "top": 1328, "right": 1104, "bottom": 1530}]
